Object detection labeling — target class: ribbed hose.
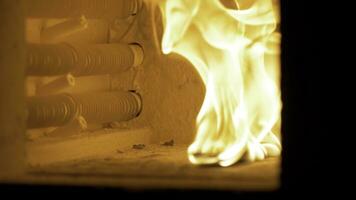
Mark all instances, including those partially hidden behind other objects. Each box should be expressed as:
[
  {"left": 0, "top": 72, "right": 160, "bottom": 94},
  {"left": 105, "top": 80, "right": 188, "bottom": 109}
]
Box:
[
  {"left": 26, "top": 91, "right": 142, "bottom": 129},
  {"left": 26, "top": 43, "right": 144, "bottom": 76},
  {"left": 27, "top": 94, "right": 77, "bottom": 128},
  {"left": 26, "top": 0, "right": 141, "bottom": 19},
  {"left": 71, "top": 91, "right": 142, "bottom": 124},
  {"left": 70, "top": 43, "right": 138, "bottom": 76},
  {"left": 27, "top": 44, "right": 76, "bottom": 76}
]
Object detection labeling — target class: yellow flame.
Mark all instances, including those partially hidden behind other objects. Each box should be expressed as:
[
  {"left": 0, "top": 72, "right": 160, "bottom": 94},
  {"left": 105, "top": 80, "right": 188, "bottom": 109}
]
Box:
[{"left": 159, "top": 0, "right": 282, "bottom": 167}]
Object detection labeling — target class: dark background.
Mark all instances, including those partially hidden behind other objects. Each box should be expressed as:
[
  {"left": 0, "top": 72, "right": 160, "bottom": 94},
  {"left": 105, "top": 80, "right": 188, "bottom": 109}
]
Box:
[{"left": 281, "top": 0, "right": 323, "bottom": 194}]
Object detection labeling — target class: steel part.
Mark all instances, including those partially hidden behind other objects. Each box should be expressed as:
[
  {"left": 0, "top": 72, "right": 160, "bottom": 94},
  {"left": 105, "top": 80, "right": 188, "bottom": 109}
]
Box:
[
  {"left": 71, "top": 91, "right": 142, "bottom": 124},
  {"left": 41, "top": 16, "right": 89, "bottom": 42},
  {"left": 27, "top": 91, "right": 142, "bottom": 129},
  {"left": 27, "top": 94, "right": 77, "bottom": 128},
  {"left": 26, "top": 0, "right": 142, "bottom": 19},
  {"left": 36, "top": 73, "right": 76, "bottom": 95},
  {"left": 26, "top": 43, "right": 144, "bottom": 76}
]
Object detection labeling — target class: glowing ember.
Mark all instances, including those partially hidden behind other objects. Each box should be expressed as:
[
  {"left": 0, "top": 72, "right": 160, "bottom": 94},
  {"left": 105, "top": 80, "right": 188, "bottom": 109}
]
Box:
[{"left": 159, "top": 0, "right": 282, "bottom": 167}]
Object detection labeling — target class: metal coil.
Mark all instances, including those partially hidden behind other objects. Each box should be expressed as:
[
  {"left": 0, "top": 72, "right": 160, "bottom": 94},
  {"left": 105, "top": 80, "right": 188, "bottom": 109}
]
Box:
[
  {"left": 71, "top": 91, "right": 141, "bottom": 124},
  {"left": 26, "top": 0, "right": 141, "bottom": 19},
  {"left": 26, "top": 43, "right": 144, "bottom": 76},
  {"left": 27, "top": 44, "right": 76, "bottom": 76},
  {"left": 70, "top": 43, "right": 137, "bottom": 76},
  {"left": 27, "top": 94, "right": 77, "bottom": 128},
  {"left": 26, "top": 91, "right": 142, "bottom": 129}
]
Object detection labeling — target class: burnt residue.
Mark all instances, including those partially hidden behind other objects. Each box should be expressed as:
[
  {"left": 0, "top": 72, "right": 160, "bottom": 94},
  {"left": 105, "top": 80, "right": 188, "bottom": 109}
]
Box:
[
  {"left": 132, "top": 144, "right": 146, "bottom": 150},
  {"left": 161, "top": 139, "right": 174, "bottom": 147}
]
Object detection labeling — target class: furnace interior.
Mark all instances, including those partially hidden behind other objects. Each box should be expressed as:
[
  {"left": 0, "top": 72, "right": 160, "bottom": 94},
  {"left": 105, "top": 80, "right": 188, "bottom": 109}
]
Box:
[{"left": 2, "top": 0, "right": 281, "bottom": 191}]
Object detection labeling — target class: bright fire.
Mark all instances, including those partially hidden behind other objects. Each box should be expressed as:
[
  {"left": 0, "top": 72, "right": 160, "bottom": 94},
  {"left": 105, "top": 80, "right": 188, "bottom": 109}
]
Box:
[{"left": 159, "top": 0, "right": 282, "bottom": 167}]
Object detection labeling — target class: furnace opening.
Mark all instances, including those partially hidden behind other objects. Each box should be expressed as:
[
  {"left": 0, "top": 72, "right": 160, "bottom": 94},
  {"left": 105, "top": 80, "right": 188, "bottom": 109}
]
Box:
[{"left": 1, "top": 0, "right": 282, "bottom": 191}]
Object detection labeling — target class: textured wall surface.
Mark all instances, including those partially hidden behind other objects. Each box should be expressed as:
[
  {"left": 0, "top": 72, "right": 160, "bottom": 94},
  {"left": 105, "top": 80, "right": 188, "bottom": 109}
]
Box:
[
  {"left": 0, "top": 0, "right": 26, "bottom": 177},
  {"left": 110, "top": 1, "right": 205, "bottom": 144}
]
